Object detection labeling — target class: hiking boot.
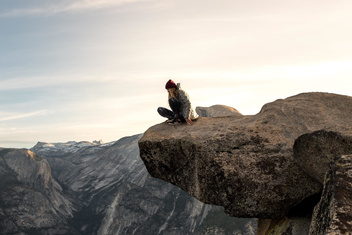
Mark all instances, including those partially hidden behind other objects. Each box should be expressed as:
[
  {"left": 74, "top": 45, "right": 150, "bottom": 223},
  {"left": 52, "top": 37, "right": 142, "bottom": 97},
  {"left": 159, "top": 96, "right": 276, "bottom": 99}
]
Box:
[
  {"left": 166, "top": 119, "right": 174, "bottom": 123},
  {"left": 168, "top": 119, "right": 181, "bottom": 125}
]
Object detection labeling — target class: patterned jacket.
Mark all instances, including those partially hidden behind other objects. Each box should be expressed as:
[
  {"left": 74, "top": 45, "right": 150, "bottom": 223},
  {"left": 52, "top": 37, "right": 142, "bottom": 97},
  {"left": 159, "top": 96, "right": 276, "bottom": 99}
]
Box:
[{"left": 177, "top": 83, "right": 198, "bottom": 120}]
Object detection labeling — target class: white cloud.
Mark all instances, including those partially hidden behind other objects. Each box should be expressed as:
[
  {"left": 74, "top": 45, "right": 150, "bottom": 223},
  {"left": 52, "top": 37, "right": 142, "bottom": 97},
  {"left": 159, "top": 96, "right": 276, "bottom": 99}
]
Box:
[
  {"left": 0, "top": 110, "right": 47, "bottom": 122},
  {"left": 0, "top": 74, "right": 115, "bottom": 91},
  {"left": 63, "top": 0, "right": 149, "bottom": 11},
  {"left": 0, "top": 77, "right": 57, "bottom": 91},
  {"left": 0, "top": 0, "right": 155, "bottom": 17}
]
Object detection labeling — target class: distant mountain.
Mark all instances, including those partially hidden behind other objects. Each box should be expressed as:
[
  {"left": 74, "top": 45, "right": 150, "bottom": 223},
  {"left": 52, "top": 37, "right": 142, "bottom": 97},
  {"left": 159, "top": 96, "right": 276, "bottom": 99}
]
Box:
[
  {"left": 0, "top": 148, "right": 77, "bottom": 234},
  {"left": 22, "top": 134, "right": 255, "bottom": 235}
]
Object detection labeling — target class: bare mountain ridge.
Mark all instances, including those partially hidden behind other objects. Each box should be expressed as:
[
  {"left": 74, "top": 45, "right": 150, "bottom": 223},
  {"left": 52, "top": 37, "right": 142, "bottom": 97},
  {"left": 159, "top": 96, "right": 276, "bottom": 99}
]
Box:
[
  {"left": 1, "top": 135, "right": 256, "bottom": 234},
  {"left": 0, "top": 148, "right": 75, "bottom": 234}
]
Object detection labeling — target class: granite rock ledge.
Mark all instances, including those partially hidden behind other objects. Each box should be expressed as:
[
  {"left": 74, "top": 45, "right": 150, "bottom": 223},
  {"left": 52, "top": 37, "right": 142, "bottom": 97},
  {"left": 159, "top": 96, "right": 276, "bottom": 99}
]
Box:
[{"left": 139, "top": 92, "right": 352, "bottom": 220}]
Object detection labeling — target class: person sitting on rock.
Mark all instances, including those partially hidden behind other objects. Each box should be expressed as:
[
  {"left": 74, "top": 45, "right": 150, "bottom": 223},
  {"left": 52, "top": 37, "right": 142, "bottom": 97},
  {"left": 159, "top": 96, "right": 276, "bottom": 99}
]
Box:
[{"left": 157, "top": 79, "right": 198, "bottom": 125}]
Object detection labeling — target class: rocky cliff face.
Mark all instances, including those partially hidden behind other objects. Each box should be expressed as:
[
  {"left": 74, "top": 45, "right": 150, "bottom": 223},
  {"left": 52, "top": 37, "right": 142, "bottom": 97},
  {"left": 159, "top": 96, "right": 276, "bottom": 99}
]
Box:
[
  {"left": 0, "top": 148, "right": 75, "bottom": 234},
  {"left": 294, "top": 130, "right": 352, "bottom": 184},
  {"left": 33, "top": 135, "right": 228, "bottom": 234},
  {"left": 139, "top": 92, "right": 352, "bottom": 234},
  {"left": 309, "top": 154, "right": 352, "bottom": 234},
  {"left": 0, "top": 134, "right": 256, "bottom": 234},
  {"left": 293, "top": 130, "right": 352, "bottom": 234}
]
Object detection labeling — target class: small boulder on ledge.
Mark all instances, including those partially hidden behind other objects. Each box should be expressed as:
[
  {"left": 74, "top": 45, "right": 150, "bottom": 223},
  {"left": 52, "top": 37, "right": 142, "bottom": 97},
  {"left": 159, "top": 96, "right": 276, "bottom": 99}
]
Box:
[{"left": 196, "top": 104, "right": 243, "bottom": 118}]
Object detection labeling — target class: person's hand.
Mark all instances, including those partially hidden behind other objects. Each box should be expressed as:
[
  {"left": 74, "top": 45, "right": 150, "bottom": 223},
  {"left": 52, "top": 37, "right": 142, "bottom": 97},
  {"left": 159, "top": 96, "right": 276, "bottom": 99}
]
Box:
[{"left": 185, "top": 118, "right": 193, "bottom": 125}]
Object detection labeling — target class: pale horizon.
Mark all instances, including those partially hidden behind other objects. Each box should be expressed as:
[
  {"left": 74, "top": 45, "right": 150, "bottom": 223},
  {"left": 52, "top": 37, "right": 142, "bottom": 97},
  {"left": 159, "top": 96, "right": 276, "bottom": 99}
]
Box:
[{"left": 1, "top": 0, "right": 352, "bottom": 148}]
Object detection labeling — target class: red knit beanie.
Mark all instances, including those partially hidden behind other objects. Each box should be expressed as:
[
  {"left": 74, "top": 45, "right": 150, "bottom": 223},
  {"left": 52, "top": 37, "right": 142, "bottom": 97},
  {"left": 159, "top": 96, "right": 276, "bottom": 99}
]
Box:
[{"left": 165, "top": 79, "right": 177, "bottom": 89}]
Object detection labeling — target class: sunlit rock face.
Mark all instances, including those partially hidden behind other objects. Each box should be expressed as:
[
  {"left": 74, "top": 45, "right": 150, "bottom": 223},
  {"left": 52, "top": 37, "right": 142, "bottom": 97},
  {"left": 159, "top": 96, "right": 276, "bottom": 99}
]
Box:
[
  {"left": 0, "top": 148, "right": 75, "bottom": 234},
  {"left": 139, "top": 92, "right": 352, "bottom": 219},
  {"left": 29, "top": 135, "right": 256, "bottom": 235},
  {"left": 1, "top": 134, "right": 257, "bottom": 235}
]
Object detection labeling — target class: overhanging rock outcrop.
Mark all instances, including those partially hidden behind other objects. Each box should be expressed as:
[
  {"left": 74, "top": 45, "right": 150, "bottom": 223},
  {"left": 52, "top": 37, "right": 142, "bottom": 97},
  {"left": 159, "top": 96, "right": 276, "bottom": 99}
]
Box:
[
  {"left": 294, "top": 130, "right": 352, "bottom": 184},
  {"left": 309, "top": 154, "right": 352, "bottom": 234},
  {"left": 293, "top": 131, "right": 352, "bottom": 234},
  {"left": 139, "top": 92, "right": 352, "bottom": 218}
]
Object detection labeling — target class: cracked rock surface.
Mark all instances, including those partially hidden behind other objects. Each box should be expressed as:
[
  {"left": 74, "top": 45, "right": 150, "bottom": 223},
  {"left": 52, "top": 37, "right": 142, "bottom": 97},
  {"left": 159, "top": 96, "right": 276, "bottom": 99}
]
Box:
[{"left": 139, "top": 92, "right": 352, "bottom": 218}]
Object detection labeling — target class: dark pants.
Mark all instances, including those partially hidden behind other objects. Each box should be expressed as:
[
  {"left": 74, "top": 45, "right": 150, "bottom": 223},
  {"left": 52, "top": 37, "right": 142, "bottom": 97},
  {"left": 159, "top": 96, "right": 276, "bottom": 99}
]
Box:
[{"left": 157, "top": 97, "right": 185, "bottom": 122}]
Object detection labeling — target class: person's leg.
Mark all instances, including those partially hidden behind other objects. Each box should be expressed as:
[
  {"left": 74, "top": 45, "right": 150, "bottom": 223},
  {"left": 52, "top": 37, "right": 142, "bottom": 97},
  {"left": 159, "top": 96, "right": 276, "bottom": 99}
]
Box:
[
  {"left": 168, "top": 97, "right": 185, "bottom": 122},
  {"left": 168, "top": 97, "right": 181, "bottom": 113},
  {"left": 168, "top": 97, "right": 185, "bottom": 121},
  {"left": 157, "top": 107, "right": 174, "bottom": 120}
]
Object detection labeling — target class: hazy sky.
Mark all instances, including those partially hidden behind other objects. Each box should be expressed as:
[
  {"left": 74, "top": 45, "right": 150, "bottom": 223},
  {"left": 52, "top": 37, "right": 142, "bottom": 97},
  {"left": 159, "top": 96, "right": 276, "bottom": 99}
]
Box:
[{"left": 1, "top": 0, "right": 352, "bottom": 148}]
